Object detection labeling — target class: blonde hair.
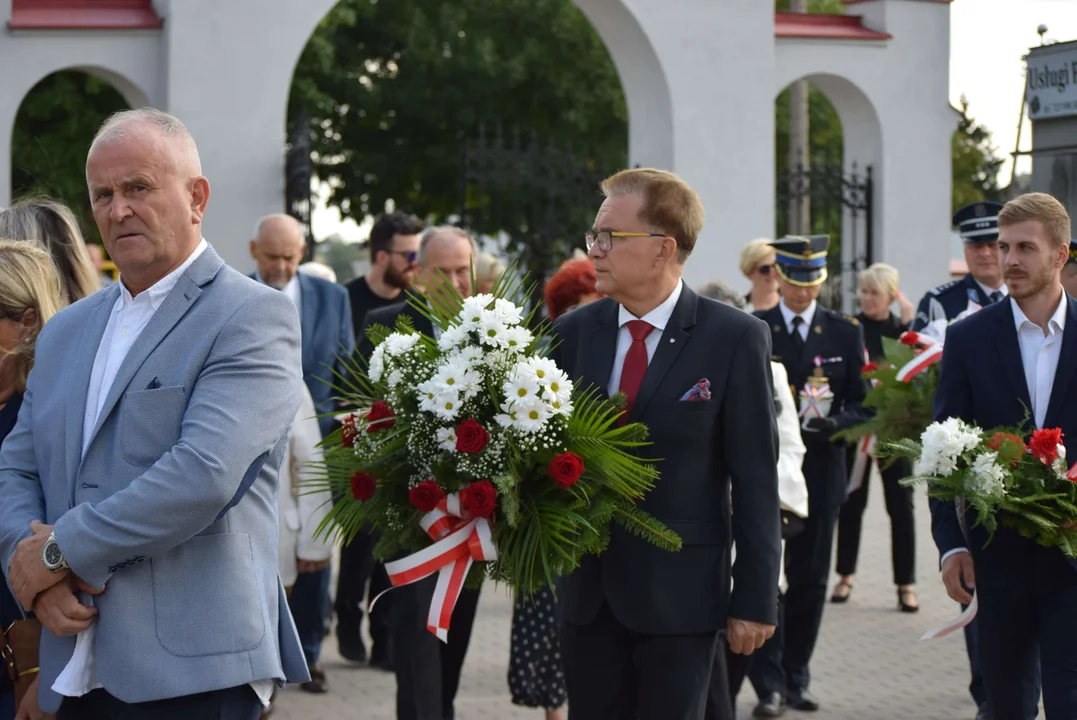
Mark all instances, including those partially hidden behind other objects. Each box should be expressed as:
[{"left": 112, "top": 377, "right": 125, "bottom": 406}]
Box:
[
  {"left": 474, "top": 252, "right": 505, "bottom": 285},
  {"left": 998, "top": 192, "right": 1072, "bottom": 249},
  {"left": 739, "top": 238, "right": 775, "bottom": 277},
  {"left": 601, "top": 169, "right": 705, "bottom": 262},
  {"left": 859, "top": 263, "right": 900, "bottom": 300},
  {"left": 0, "top": 240, "right": 66, "bottom": 392},
  {"left": 0, "top": 199, "right": 100, "bottom": 304}
]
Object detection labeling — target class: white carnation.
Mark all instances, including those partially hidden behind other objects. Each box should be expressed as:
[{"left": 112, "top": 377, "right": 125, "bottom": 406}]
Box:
[
  {"left": 919, "top": 418, "right": 982, "bottom": 476},
  {"left": 967, "top": 451, "right": 1007, "bottom": 498},
  {"left": 382, "top": 332, "right": 421, "bottom": 357},
  {"left": 368, "top": 346, "right": 386, "bottom": 383},
  {"left": 387, "top": 370, "right": 403, "bottom": 388}
]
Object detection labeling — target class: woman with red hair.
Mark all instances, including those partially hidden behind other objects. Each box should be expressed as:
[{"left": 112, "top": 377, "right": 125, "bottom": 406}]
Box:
[{"left": 544, "top": 257, "right": 604, "bottom": 320}]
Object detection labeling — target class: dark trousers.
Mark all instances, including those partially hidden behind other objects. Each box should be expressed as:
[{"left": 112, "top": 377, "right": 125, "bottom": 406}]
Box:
[
  {"left": 706, "top": 632, "right": 753, "bottom": 720},
  {"left": 336, "top": 528, "right": 394, "bottom": 650},
  {"left": 964, "top": 614, "right": 987, "bottom": 707},
  {"left": 57, "top": 686, "right": 261, "bottom": 720},
  {"left": 778, "top": 463, "right": 841, "bottom": 693},
  {"left": 562, "top": 600, "right": 716, "bottom": 720},
  {"left": 746, "top": 592, "right": 786, "bottom": 701},
  {"left": 835, "top": 451, "right": 916, "bottom": 585},
  {"left": 288, "top": 565, "right": 331, "bottom": 665},
  {"left": 395, "top": 575, "right": 481, "bottom": 720}
]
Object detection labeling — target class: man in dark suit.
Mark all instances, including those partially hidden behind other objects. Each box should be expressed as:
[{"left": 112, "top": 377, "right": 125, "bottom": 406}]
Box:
[
  {"left": 550, "top": 168, "right": 781, "bottom": 720},
  {"left": 749, "top": 235, "right": 869, "bottom": 715},
  {"left": 358, "top": 226, "right": 482, "bottom": 720},
  {"left": 250, "top": 214, "right": 355, "bottom": 694},
  {"left": 933, "top": 193, "right": 1075, "bottom": 719}
]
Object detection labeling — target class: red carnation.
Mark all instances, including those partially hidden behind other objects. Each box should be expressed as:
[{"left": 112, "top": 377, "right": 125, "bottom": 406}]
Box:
[
  {"left": 409, "top": 481, "right": 446, "bottom": 513},
  {"left": 460, "top": 480, "right": 497, "bottom": 519},
  {"left": 341, "top": 414, "right": 358, "bottom": 448},
  {"left": 366, "top": 401, "right": 396, "bottom": 433},
  {"left": 455, "top": 419, "right": 490, "bottom": 454},
  {"left": 548, "top": 451, "right": 585, "bottom": 489},
  {"left": 987, "top": 432, "right": 1027, "bottom": 468},
  {"left": 350, "top": 472, "right": 376, "bottom": 501},
  {"left": 1066, "top": 462, "right": 1077, "bottom": 482},
  {"left": 861, "top": 361, "right": 879, "bottom": 376},
  {"left": 899, "top": 332, "right": 920, "bottom": 347},
  {"left": 1030, "top": 428, "right": 1064, "bottom": 465}
]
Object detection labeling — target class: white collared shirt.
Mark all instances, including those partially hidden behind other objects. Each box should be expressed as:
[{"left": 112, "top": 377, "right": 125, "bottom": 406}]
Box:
[
  {"left": 607, "top": 280, "right": 683, "bottom": 397},
  {"left": 976, "top": 279, "right": 1008, "bottom": 304},
  {"left": 255, "top": 272, "right": 303, "bottom": 316},
  {"left": 1013, "top": 292, "right": 1067, "bottom": 430},
  {"left": 779, "top": 299, "right": 817, "bottom": 341},
  {"left": 58, "top": 239, "right": 274, "bottom": 706}
]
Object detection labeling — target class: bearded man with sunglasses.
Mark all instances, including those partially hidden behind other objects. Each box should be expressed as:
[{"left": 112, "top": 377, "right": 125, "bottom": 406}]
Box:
[{"left": 550, "top": 168, "right": 782, "bottom": 720}]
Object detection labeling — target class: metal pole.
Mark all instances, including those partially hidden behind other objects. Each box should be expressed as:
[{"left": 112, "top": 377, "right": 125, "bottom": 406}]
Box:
[
  {"left": 1010, "top": 64, "right": 1029, "bottom": 190},
  {"left": 788, "top": 0, "right": 810, "bottom": 235}
]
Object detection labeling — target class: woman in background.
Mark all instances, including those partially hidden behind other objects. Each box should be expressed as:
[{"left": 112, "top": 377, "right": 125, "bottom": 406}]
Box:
[
  {"left": 739, "top": 238, "right": 780, "bottom": 312},
  {"left": 0, "top": 199, "right": 100, "bottom": 305},
  {"left": 0, "top": 241, "right": 67, "bottom": 720},
  {"left": 831, "top": 263, "right": 918, "bottom": 612}
]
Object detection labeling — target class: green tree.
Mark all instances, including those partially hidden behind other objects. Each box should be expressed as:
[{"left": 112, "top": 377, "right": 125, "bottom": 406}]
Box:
[
  {"left": 11, "top": 71, "right": 130, "bottom": 240},
  {"left": 951, "top": 96, "right": 1004, "bottom": 212},
  {"left": 775, "top": 0, "right": 846, "bottom": 13},
  {"left": 289, "top": 0, "right": 627, "bottom": 234}
]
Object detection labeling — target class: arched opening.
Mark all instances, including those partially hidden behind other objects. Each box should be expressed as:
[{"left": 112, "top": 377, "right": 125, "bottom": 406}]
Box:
[
  {"left": 284, "top": 0, "right": 670, "bottom": 288},
  {"left": 10, "top": 69, "right": 133, "bottom": 242},
  {"left": 774, "top": 72, "right": 882, "bottom": 311}
]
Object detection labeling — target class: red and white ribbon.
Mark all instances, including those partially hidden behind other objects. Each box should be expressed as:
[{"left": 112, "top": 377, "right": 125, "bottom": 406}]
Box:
[
  {"left": 896, "top": 343, "right": 944, "bottom": 382},
  {"left": 376, "top": 493, "right": 497, "bottom": 642},
  {"left": 847, "top": 434, "right": 877, "bottom": 493},
  {"left": 920, "top": 591, "right": 977, "bottom": 640},
  {"left": 798, "top": 383, "right": 832, "bottom": 421}
]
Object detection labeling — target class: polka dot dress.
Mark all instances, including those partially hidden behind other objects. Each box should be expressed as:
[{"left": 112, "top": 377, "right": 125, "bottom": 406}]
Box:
[{"left": 508, "top": 586, "right": 567, "bottom": 710}]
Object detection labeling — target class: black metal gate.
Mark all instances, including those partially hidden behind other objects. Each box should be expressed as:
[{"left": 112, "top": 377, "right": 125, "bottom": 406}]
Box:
[
  {"left": 285, "top": 112, "right": 314, "bottom": 260},
  {"left": 459, "top": 124, "right": 613, "bottom": 309},
  {"left": 776, "top": 161, "right": 873, "bottom": 311}
]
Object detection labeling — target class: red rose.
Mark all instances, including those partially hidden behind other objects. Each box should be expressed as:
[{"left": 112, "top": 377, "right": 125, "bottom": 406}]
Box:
[
  {"left": 547, "top": 451, "right": 585, "bottom": 489},
  {"left": 460, "top": 480, "right": 497, "bottom": 519},
  {"left": 409, "top": 481, "right": 446, "bottom": 513},
  {"left": 1030, "top": 428, "right": 1064, "bottom": 465},
  {"left": 350, "top": 472, "right": 376, "bottom": 501},
  {"left": 899, "top": 332, "right": 920, "bottom": 347},
  {"left": 455, "top": 419, "right": 490, "bottom": 454},
  {"left": 341, "top": 414, "right": 358, "bottom": 448},
  {"left": 861, "top": 361, "right": 879, "bottom": 376},
  {"left": 366, "top": 401, "right": 396, "bottom": 433}
]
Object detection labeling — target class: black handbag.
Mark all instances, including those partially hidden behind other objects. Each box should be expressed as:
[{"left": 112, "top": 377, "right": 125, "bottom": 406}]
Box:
[{"left": 780, "top": 509, "right": 806, "bottom": 540}]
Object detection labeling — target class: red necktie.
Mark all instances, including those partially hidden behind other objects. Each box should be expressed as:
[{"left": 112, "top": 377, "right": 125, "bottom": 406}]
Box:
[{"left": 619, "top": 320, "right": 654, "bottom": 419}]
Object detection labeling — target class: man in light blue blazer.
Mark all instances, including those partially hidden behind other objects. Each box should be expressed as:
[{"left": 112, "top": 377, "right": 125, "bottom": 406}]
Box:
[
  {"left": 0, "top": 108, "right": 309, "bottom": 719},
  {"left": 250, "top": 214, "right": 354, "bottom": 693}
]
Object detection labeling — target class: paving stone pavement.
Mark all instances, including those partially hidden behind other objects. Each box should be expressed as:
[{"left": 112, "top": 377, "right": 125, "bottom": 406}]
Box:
[{"left": 273, "top": 480, "right": 983, "bottom": 720}]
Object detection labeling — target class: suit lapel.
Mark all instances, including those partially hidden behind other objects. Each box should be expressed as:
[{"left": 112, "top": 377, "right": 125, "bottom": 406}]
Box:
[
  {"left": 581, "top": 300, "right": 619, "bottom": 398},
  {"left": 631, "top": 287, "right": 697, "bottom": 420},
  {"left": 65, "top": 289, "right": 120, "bottom": 481},
  {"left": 994, "top": 301, "right": 1033, "bottom": 414},
  {"left": 299, "top": 275, "right": 318, "bottom": 371},
  {"left": 1044, "top": 295, "right": 1077, "bottom": 428}
]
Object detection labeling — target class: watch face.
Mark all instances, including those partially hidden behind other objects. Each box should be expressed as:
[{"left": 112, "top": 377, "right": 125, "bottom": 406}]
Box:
[{"left": 44, "top": 543, "right": 62, "bottom": 567}]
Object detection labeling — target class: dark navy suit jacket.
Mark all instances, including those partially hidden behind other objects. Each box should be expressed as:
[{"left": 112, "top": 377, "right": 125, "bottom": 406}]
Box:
[{"left": 932, "top": 294, "right": 1077, "bottom": 576}]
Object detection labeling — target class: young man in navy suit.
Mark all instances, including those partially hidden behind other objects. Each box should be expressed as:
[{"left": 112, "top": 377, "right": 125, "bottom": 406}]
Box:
[{"left": 934, "top": 192, "right": 1076, "bottom": 719}]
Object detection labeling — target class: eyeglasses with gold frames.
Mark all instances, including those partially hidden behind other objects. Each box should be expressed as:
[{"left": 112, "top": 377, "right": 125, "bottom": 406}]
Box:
[{"left": 585, "top": 230, "right": 667, "bottom": 253}]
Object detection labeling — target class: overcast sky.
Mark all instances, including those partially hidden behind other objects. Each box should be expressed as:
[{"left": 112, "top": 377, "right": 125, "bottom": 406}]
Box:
[
  {"left": 314, "top": 1, "right": 1077, "bottom": 242},
  {"left": 951, "top": 0, "right": 1076, "bottom": 184}
]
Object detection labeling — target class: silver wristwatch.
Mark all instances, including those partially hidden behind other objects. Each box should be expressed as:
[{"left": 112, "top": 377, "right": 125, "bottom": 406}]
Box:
[{"left": 41, "top": 532, "right": 68, "bottom": 572}]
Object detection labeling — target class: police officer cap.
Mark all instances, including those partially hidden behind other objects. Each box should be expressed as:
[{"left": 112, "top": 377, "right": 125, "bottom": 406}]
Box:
[
  {"left": 770, "top": 235, "right": 829, "bottom": 287},
  {"left": 1069, "top": 239, "right": 1077, "bottom": 265},
  {"left": 953, "top": 201, "right": 1004, "bottom": 244}
]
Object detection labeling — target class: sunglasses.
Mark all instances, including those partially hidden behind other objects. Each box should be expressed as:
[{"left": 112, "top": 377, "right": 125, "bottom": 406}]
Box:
[
  {"left": 757, "top": 264, "right": 775, "bottom": 276},
  {"left": 387, "top": 249, "right": 419, "bottom": 265}
]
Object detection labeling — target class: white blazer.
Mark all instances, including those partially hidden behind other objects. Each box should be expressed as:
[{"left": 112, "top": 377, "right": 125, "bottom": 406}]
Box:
[
  {"left": 278, "top": 383, "right": 334, "bottom": 587},
  {"left": 772, "top": 362, "right": 809, "bottom": 518}
]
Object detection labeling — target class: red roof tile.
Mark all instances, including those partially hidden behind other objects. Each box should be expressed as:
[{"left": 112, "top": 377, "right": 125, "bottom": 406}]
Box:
[{"left": 9, "top": 0, "right": 162, "bottom": 30}]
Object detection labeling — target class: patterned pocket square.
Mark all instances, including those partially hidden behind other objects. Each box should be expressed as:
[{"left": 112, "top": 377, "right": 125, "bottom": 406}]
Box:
[{"left": 680, "top": 378, "right": 712, "bottom": 402}]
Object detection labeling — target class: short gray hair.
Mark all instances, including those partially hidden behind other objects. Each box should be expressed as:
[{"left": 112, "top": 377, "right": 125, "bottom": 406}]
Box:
[
  {"left": 418, "top": 225, "right": 477, "bottom": 266},
  {"left": 90, "top": 108, "right": 202, "bottom": 175},
  {"left": 697, "top": 280, "right": 746, "bottom": 310},
  {"left": 252, "top": 214, "right": 303, "bottom": 242}
]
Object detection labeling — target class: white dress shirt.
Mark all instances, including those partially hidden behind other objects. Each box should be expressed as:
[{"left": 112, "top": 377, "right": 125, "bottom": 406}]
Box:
[
  {"left": 56, "top": 240, "right": 274, "bottom": 706},
  {"left": 941, "top": 291, "right": 1067, "bottom": 567},
  {"left": 975, "top": 279, "right": 1008, "bottom": 304},
  {"left": 255, "top": 272, "right": 302, "bottom": 317},
  {"left": 607, "top": 280, "right": 683, "bottom": 397},
  {"left": 779, "top": 299, "right": 817, "bottom": 341}
]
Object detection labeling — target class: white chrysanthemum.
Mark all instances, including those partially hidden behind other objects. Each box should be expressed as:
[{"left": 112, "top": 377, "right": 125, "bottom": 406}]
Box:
[
  {"left": 504, "top": 374, "right": 541, "bottom": 404},
  {"left": 548, "top": 396, "right": 573, "bottom": 418},
  {"left": 526, "top": 356, "right": 561, "bottom": 384},
  {"left": 968, "top": 451, "right": 1007, "bottom": 498},
  {"left": 504, "top": 326, "right": 534, "bottom": 353},
  {"left": 431, "top": 391, "right": 462, "bottom": 422},
  {"left": 495, "top": 401, "right": 521, "bottom": 428},
  {"left": 542, "top": 370, "right": 573, "bottom": 404},
  {"left": 436, "top": 427, "right": 458, "bottom": 452},
  {"left": 478, "top": 312, "right": 508, "bottom": 347},
  {"left": 368, "top": 346, "right": 386, "bottom": 382},
  {"left": 452, "top": 345, "right": 484, "bottom": 366},
  {"left": 513, "top": 400, "right": 552, "bottom": 434},
  {"left": 382, "top": 332, "right": 421, "bottom": 357},
  {"left": 432, "top": 360, "right": 473, "bottom": 394},
  {"left": 437, "top": 324, "right": 470, "bottom": 351},
  {"left": 493, "top": 298, "right": 523, "bottom": 326},
  {"left": 919, "top": 418, "right": 981, "bottom": 476},
  {"left": 459, "top": 294, "right": 495, "bottom": 327}
]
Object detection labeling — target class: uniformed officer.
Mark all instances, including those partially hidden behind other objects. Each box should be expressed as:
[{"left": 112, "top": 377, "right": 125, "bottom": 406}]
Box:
[
  {"left": 911, "top": 201, "right": 1008, "bottom": 331},
  {"left": 1062, "top": 239, "right": 1077, "bottom": 298},
  {"left": 747, "top": 235, "right": 869, "bottom": 716}
]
